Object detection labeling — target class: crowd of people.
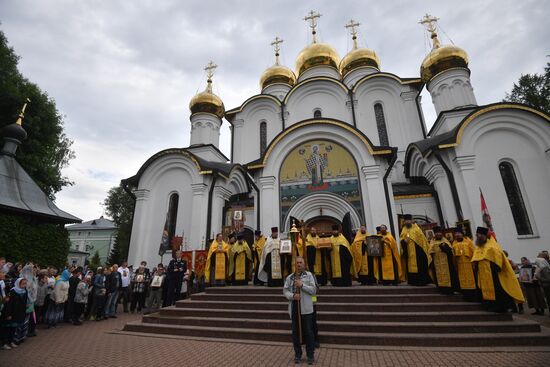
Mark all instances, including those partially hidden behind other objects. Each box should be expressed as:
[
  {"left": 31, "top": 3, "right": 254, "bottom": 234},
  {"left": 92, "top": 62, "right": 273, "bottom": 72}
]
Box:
[
  {"left": 206, "top": 220, "right": 550, "bottom": 318},
  {"left": 0, "top": 256, "right": 194, "bottom": 351},
  {"left": 2, "top": 218, "right": 549, "bottom": 362}
]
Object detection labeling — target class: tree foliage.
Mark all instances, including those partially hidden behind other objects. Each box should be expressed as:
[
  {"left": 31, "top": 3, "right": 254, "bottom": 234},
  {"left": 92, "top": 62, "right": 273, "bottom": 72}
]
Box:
[
  {"left": 0, "top": 28, "right": 74, "bottom": 199},
  {"left": 504, "top": 62, "right": 550, "bottom": 113},
  {"left": 103, "top": 185, "right": 135, "bottom": 265},
  {"left": 88, "top": 250, "right": 102, "bottom": 271},
  {"left": 0, "top": 213, "right": 71, "bottom": 268}
]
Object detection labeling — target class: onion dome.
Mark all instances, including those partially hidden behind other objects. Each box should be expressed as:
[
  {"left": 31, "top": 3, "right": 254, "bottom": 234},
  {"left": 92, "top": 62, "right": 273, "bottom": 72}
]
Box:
[
  {"left": 295, "top": 10, "right": 340, "bottom": 76},
  {"left": 295, "top": 42, "right": 340, "bottom": 76},
  {"left": 340, "top": 20, "right": 380, "bottom": 77},
  {"left": 260, "top": 37, "right": 296, "bottom": 89},
  {"left": 420, "top": 44, "right": 469, "bottom": 82},
  {"left": 419, "top": 14, "right": 469, "bottom": 82},
  {"left": 189, "top": 61, "right": 225, "bottom": 118}
]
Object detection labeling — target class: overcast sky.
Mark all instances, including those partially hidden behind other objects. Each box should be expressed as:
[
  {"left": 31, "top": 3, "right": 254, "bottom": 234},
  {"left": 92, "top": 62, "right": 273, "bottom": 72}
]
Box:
[{"left": 1, "top": 0, "right": 548, "bottom": 222}]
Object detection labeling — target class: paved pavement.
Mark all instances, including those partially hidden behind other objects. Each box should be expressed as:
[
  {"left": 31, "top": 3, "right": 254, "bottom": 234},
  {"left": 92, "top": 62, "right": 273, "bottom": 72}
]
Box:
[{"left": 1, "top": 312, "right": 550, "bottom": 366}]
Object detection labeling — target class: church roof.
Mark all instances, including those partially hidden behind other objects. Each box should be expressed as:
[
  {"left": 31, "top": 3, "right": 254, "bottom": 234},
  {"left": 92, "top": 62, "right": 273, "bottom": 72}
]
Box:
[
  {"left": 0, "top": 153, "right": 81, "bottom": 224},
  {"left": 405, "top": 102, "right": 550, "bottom": 177},
  {"left": 122, "top": 147, "right": 251, "bottom": 190},
  {"left": 66, "top": 216, "right": 116, "bottom": 230}
]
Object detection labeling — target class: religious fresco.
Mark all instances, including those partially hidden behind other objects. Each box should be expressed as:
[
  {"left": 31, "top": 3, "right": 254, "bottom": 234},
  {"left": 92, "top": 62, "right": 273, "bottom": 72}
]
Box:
[{"left": 279, "top": 140, "right": 363, "bottom": 226}]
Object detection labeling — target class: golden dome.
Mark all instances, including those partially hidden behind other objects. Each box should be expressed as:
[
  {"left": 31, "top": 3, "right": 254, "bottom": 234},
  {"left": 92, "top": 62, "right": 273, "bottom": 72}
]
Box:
[
  {"left": 260, "top": 64, "right": 296, "bottom": 89},
  {"left": 420, "top": 44, "right": 469, "bottom": 82},
  {"left": 340, "top": 47, "right": 380, "bottom": 77},
  {"left": 189, "top": 87, "right": 225, "bottom": 118},
  {"left": 295, "top": 42, "right": 341, "bottom": 75}
]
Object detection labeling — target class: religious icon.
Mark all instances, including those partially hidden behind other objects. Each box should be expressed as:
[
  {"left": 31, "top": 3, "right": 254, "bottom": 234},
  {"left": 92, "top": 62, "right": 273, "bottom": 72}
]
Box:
[
  {"left": 305, "top": 144, "right": 328, "bottom": 187},
  {"left": 233, "top": 210, "right": 243, "bottom": 220},
  {"left": 366, "top": 236, "right": 384, "bottom": 257},
  {"left": 425, "top": 229, "right": 435, "bottom": 241},
  {"left": 519, "top": 268, "right": 533, "bottom": 283},
  {"left": 280, "top": 239, "right": 292, "bottom": 254},
  {"left": 150, "top": 275, "right": 164, "bottom": 287}
]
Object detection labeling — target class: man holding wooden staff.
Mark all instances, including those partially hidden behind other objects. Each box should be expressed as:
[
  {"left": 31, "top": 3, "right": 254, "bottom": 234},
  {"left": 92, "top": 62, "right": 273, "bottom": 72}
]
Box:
[{"left": 284, "top": 225, "right": 317, "bottom": 365}]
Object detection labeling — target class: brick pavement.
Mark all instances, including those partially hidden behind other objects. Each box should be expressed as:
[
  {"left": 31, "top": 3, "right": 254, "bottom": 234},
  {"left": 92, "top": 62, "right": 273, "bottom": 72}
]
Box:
[{"left": 1, "top": 313, "right": 549, "bottom": 367}]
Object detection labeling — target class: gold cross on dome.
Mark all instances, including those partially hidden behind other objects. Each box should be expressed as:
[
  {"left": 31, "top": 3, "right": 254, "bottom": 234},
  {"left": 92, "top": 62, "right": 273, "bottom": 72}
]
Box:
[
  {"left": 15, "top": 98, "right": 31, "bottom": 126},
  {"left": 419, "top": 13, "right": 439, "bottom": 34},
  {"left": 270, "top": 36, "right": 284, "bottom": 64},
  {"left": 271, "top": 36, "right": 283, "bottom": 54},
  {"left": 419, "top": 13, "right": 441, "bottom": 48},
  {"left": 345, "top": 19, "right": 361, "bottom": 49},
  {"left": 304, "top": 10, "right": 322, "bottom": 42},
  {"left": 204, "top": 61, "right": 218, "bottom": 80}
]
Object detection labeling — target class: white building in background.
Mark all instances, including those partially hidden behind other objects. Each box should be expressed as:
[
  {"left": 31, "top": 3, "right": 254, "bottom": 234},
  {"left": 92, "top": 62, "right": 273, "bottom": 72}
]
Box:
[{"left": 124, "top": 13, "right": 550, "bottom": 266}]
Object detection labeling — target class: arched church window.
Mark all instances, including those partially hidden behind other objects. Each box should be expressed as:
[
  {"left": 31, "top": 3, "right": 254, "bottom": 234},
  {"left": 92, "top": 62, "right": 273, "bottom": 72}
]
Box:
[
  {"left": 498, "top": 162, "right": 533, "bottom": 235},
  {"left": 167, "top": 193, "right": 179, "bottom": 239},
  {"left": 313, "top": 109, "right": 322, "bottom": 118},
  {"left": 374, "top": 103, "right": 389, "bottom": 146},
  {"left": 259, "top": 121, "right": 267, "bottom": 155}
]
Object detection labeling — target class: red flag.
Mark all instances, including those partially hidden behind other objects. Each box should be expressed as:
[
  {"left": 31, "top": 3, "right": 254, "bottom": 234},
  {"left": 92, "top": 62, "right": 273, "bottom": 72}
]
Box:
[{"left": 480, "top": 188, "right": 496, "bottom": 239}]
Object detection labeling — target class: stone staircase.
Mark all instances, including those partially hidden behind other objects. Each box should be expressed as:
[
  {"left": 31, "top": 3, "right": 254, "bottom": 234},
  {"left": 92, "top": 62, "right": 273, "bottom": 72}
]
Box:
[{"left": 123, "top": 285, "right": 550, "bottom": 347}]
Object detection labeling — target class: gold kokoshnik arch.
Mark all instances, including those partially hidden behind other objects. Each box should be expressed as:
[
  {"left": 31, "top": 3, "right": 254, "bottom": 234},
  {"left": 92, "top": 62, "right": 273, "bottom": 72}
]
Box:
[{"left": 248, "top": 118, "right": 393, "bottom": 169}]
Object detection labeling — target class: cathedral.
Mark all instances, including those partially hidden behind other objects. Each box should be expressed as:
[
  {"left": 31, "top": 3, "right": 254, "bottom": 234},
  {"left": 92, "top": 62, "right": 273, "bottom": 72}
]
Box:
[{"left": 124, "top": 13, "right": 550, "bottom": 267}]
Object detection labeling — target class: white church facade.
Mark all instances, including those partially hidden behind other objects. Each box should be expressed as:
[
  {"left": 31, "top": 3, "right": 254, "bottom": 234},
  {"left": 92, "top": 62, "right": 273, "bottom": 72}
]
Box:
[{"left": 124, "top": 13, "right": 550, "bottom": 266}]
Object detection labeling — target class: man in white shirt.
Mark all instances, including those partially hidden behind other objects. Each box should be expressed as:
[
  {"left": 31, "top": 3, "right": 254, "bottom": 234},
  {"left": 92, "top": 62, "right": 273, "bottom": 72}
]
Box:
[{"left": 118, "top": 261, "right": 131, "bottom": 313}]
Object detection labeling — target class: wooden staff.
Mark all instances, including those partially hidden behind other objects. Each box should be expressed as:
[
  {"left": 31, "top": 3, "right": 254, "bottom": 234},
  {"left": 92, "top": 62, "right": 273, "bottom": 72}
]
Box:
[{"left": 290, "top": 222, "right": 302, "bottom": 344}]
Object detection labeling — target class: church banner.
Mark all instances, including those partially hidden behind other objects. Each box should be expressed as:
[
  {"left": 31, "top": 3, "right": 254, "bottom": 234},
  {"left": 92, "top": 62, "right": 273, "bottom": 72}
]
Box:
[
  {"left": 194, "top": 250, "right": 207, "bottom": 277},
  {"left": 279, "top": 140, "right": 362, "bottom": 226}
]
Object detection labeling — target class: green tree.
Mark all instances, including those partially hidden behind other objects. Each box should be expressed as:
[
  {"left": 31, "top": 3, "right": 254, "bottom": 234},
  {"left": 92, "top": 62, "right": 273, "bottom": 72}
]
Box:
[
  {"left": 0, "top": 28, "right": 74, "bottom": 199},
  {"left": 0, "top": 28, "right": 75, "bottom": 267},
  {"left": 104, "top": 185, "right": 135, "bottom": 265},
  {"left": 88, "top": 250, "right": 102, "bottom": 271},
  {"left": 504, "top": 62, "right": 550, "bottom": 113}
]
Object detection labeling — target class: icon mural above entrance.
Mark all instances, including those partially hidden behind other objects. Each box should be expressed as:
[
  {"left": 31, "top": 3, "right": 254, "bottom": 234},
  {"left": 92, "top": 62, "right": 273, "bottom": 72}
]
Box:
[{"left": 279, "top": 140, "right": 363, "bottom": 227}]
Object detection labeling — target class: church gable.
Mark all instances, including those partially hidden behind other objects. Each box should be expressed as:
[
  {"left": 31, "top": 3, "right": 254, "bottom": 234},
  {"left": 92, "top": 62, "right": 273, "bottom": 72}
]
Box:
[{"left": 283, "top": 78, "right": 352, "bottom": 126}]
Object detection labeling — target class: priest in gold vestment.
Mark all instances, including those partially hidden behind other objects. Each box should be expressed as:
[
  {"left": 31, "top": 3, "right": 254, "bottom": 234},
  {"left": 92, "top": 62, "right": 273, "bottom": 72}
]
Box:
[
  {"left": 205, "top": 233, "right": 230, "bottom": 286},
  {"left": 252, "top": 230, "right": 266, "bottom": 285},
  {"left": 472, "top": 227, "right": 524, "bottom": 312},
  {"left": 229, "top": 234, "right": 253, "bottom": 285},
  {"left": 428, "top": 226, "right": 459, "bottom": 294},
  {"left": 258, "top": 227, "right": 284, "bottom": 287},
  {"left": 330, "top": 225, "right": 356, "bottom": 287},
  {"left": 376, "top": 225, "right": 402, "bottom": 285},
  {"left": 352, "top": 225, "right": 376, "bottom": 285},
  {"left": 306, "top": 227, "right": 329, "bottom": 285},
  {"left": 399, "top": 214, "right": 431, "bottom": 286},
  {"left": 451, "top": 227, "right": 478, "bottom": 301}
]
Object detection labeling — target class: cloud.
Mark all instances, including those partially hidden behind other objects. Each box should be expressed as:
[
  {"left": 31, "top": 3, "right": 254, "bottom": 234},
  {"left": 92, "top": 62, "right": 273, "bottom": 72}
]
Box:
[{"left": 0, "top": 0, "right": 548, "bottom": 221}]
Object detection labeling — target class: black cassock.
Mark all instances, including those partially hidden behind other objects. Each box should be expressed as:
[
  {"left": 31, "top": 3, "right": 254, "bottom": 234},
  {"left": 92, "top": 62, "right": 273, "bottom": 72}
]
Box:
[
  {"left": 330, "top": 246, "right": 353, "bottom": 287},
  {"left": 475, "top": 262, "right": 515, "bottom": 313},
  {"left": 429, "top": 243, "right": 459, "bottom": 294},
  {"left": 306, "top": 246, "right": 328, "bottom": 286},
  {"left": 402, "top": 241, "right": 431, "bottom": 286},
  {"left": 264, "top": 252, "right": 284, "bottom": 287},
  {"left": 230, "top": 251, "right": 251, "bottom": 286},
  {"left": 358, "top": 242, "right": 376, "bottom": 285}
]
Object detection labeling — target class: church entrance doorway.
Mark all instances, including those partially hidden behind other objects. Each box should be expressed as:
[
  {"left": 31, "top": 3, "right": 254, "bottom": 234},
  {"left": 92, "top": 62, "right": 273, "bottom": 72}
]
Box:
[{"left": 305, "top": 216, "right": 339, "bottom": 237}]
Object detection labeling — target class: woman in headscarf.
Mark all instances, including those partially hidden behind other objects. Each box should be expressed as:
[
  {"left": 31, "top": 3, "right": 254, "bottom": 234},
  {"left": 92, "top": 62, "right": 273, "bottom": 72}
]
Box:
[
  {"left": 0, "top": 278, "right": 28, "bottom": 349},
  {"left": 13, "top": 264, "right": 38, "bottom": 343},
  {"left": 44, "top": 269, "right": 70, "bottom": 328},
  {"left": 534, "top": 256, "right": 550, "bottom": 317},
  {"left": 519, "top": 257, "right": 547, "bottom": 315}
]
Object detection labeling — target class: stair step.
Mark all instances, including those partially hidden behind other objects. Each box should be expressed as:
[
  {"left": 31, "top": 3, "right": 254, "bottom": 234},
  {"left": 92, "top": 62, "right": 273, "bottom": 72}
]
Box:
[
  {"left": 204, "top": 285, "right": 441, "bottom": 295},
  {"left": 160, "top": 307, "right": 513, "bottom": 322},
  {"left": 143, "top": 315, "right": 540, "bottom": 334},
  {"left": 176, "top": 300, "right": 484, "bottom": 312},
  {"left": 123, "top": 321, "right": 550, "bottom": 347},
  {"left": 192, "top": 293, "right": 461, "bottom": 303}
]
